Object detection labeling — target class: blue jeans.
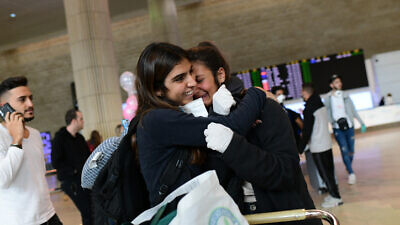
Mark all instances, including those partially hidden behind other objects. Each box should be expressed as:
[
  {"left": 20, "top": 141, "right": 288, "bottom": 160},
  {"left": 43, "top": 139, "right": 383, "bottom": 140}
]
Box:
[{"left": 333, "top": 128, "right": 355, "bottom": 174}]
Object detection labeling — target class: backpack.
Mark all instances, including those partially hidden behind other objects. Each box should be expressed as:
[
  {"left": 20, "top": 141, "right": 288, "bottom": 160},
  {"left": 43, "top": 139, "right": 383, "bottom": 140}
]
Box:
[{"left": 91, "top": 116, "right": 190, "bottom": 225}]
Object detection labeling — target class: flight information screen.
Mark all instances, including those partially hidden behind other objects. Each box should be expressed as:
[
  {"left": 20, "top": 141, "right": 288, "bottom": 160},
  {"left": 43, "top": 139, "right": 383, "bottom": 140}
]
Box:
[{"left": 234, "top": 49, "right": 368, "bottom": 99}]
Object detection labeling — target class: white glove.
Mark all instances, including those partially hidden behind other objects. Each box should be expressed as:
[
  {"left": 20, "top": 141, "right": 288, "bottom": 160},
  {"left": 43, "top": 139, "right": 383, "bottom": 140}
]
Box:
[
  {"left": 204, "top": 122, "right": 234, "bottom": 153},
  {"left": 180, "top": 98, "right": 208, "bottom": 117},
  {"left": 212, "top": 84, "right": 236, "bottom": 115}
]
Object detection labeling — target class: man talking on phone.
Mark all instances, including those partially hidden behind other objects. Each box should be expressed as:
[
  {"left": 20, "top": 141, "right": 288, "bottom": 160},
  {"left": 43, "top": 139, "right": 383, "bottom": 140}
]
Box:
[{"left": 0, "top": 76, "right": 62, "bottom": 225}]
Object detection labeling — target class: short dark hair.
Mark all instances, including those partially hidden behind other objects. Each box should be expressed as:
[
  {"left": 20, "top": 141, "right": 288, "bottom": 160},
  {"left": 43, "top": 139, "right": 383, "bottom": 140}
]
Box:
[
  {"left": 0, "top": 76, "right": 28, "bottom": 99},
  {"left": 270, "top": 86, "right": 285, "bottom": 95},
  {"left": 329, "top": 74, "right": 342, "bottom": 84},
  {"left": 65, "top": 108, "right": 79, "bottom": 125},
  {"left": 302, "top": 83, "right": 315, "bottom": 95}
]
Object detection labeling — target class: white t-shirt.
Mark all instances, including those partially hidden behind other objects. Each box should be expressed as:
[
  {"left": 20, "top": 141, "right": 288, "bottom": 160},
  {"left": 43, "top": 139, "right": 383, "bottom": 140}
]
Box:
[
  {"left": 330, "top": 93, "right": 352, "bottom": 128},
  {"left": 0, "top": 125, "right": 55, "bottom": 225}
]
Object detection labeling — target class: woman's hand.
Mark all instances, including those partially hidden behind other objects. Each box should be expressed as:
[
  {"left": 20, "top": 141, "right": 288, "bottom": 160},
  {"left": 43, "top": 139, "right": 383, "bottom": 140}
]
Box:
[
  {"left": 212, "top": 84, "right": 236, "bottom": 115},
  {"left": 204, "top": 122, "right": 233, "bottom": 153}
]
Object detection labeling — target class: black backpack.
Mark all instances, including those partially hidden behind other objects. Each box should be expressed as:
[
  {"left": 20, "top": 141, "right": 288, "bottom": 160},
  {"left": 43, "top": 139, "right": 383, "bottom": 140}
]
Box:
[{"left": 91, "top": 116, "right": 190, "bottom": 225}]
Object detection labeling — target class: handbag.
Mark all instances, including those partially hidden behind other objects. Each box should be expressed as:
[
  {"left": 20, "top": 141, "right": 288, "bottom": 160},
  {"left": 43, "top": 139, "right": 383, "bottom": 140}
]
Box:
[
  {"left": 336, "top": 117, "right": 349, "bottom": 130},
  {"left": 132, "top": 171, "right": 248, "bottom": 225}
]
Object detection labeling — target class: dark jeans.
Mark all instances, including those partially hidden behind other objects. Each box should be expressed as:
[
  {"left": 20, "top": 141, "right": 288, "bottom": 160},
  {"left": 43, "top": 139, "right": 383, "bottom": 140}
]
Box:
[
  {"left": 61, "top": 176, "right": 93, "bottom": 225},
  {"left": 333, "top": 128, "right": 355, "bottom": 174},
  {"left": 312, "top": 149, "right": 341, "bottom": 199},
  {"left": 41, "top": 214, "right": 63, "bottom": 225}
]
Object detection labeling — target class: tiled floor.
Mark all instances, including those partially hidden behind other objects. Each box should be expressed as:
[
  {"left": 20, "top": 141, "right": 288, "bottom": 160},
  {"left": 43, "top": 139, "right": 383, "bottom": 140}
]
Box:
[{"left": 51, "top": 126, "right": 400, "bottom": 225}]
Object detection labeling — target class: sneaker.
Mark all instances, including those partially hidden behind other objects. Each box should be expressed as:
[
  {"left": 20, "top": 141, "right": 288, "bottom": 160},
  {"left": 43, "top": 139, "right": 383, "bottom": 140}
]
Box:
[
  {"left": 321, "top": 196, "right": 343, "bottom": 208},
  {"left": 324, "top": 195, "right": 333, "bottom": 202},
  {"left": 348, "top": 173, "right": 356, "bottom": 185}
]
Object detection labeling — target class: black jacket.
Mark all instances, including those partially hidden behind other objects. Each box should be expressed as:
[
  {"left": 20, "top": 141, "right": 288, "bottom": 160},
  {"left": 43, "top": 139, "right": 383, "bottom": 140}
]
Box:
[
  {"left": 299, "top": 94, "right": 325, "bottom": 153},
  {"left": 136, "top": 87, "right": 267, "bottom": 205},
  {"left": 219, "top": 99, "right": 320, "bottom": 225},
  {"left": 51, "top": 127, "right": 91, "bottom": 181}
]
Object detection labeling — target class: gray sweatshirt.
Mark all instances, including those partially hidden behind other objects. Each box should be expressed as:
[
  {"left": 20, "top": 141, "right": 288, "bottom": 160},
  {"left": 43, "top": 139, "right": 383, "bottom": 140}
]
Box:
[{"left": 324, "top": 91, "right": 365, "bottom": 128}]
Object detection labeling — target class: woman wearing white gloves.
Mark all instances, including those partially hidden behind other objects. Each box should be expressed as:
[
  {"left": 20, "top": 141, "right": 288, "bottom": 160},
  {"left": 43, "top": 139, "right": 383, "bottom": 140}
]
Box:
[
  {"left": 188, "top": 43, "right": 322, "bottom": 225},
  {"left": 134, "top": 43, "right": 270, "bottom": 208}
]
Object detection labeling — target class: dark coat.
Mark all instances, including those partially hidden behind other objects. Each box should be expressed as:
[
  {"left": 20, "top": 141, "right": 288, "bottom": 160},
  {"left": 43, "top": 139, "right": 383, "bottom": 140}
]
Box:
[
  {"left": 51, "top": 127, "right": 91, "bottom": 181},
  {"left": 299, "top": 94, "right": 325, "bottom": 153},
  {"left": 136, "top": 87, "right": 267, "bottom": 205},
  {"left": 219, "top": 98, "right": 321, "bottom": 225}
]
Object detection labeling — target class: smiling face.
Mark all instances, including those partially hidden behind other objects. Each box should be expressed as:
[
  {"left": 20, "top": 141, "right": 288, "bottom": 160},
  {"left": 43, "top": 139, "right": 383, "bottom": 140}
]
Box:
[
  {"left": 3, "top": 86, "right": 34, "bottom": 122},
  {"left": 160, "top": 59, "right": 196, "bottom": 106},
  {"left": 192, "top": 62, "right": 225, "bottom": 107}
]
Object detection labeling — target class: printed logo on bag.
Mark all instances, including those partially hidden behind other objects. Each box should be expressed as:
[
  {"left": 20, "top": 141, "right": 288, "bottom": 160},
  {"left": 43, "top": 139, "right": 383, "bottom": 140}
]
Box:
[{"left": 208, "top": 207, "right": 241, "bottom": 225}]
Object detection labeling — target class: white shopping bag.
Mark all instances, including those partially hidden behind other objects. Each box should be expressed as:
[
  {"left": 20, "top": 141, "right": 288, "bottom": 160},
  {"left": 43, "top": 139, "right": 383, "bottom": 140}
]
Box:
[{"left": 132, "top": 170, "right": 248, "bottom": 225}]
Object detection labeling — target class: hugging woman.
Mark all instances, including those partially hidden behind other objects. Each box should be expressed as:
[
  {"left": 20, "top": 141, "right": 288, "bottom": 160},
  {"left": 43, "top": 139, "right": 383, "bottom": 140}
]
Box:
[
  {"left": 134, "top": 42, "right": 268, "bottom": 208},
  {"left": 187, "top": 43, "right": 321, "bottom": 225}
]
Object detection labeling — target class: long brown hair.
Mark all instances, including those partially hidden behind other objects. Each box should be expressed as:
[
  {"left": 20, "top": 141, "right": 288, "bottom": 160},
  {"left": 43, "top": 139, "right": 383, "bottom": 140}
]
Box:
[
  {"left": 135, "top": 42, "right": 186, "bottom": 117},
  {"left": 134, "top": 42, "right": 205, "bottom": 164},
  {"left": 88, "top": 130, "right": 102, "bottom": 150}
]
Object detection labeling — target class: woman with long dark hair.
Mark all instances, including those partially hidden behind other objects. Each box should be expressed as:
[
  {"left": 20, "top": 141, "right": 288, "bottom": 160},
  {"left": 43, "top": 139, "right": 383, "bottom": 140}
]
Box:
[
  {"left": 134, "top": 42, "right": 269, "bottom": 206},
  {"left": 87, "top": 130, "right": 102, "bottom": 152}
]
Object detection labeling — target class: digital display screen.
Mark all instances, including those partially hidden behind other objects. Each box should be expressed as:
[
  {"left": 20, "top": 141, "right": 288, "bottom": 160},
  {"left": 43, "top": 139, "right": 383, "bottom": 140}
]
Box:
[
  {"left": 234, "top": 49, "right": 369, "bottom": 99},
  {"left": 40, "top": 132, "right": 53, "bottom": 170}
]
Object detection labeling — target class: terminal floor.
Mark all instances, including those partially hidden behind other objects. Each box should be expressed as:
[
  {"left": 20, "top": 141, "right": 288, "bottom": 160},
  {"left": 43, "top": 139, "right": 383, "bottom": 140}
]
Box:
[{"left": 49, "top": 126, "right": 400, "bottom": 225}]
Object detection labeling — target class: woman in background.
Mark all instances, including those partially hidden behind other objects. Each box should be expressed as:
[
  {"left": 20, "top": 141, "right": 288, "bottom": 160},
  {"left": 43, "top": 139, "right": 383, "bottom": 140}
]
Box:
[{"left": 87, "top": 130, "right": 102, "bottom": 152}]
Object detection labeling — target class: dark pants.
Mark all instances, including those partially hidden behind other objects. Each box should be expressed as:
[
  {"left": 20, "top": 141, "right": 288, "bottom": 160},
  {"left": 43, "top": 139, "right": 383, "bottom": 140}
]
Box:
[
  {"left": 61, "top": 176, "right": 93, "bottom": 225},
  {"left": 312, "top": 149, "right": 341, "bottom": 199},
  {"left": 41, "top": 214, "right": 63, "bottom": 225}
]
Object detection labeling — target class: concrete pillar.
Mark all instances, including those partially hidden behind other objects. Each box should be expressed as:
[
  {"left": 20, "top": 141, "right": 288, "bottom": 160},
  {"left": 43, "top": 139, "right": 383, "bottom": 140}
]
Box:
[
  {"left": 63, "top": 0, "right": 122, "bottom": 138},
  {"left": 148, "top": 0, "right": 181, "bottom": 44}
]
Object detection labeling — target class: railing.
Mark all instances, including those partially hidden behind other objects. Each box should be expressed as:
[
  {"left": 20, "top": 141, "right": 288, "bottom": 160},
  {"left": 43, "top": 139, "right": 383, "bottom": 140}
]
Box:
[{"left": 245, "top": 209, "right": 339, "bottom": 225}]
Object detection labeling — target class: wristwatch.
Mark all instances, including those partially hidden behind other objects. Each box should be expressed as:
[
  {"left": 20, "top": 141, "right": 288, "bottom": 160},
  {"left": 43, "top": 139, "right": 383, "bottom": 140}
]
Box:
[{"left": 10, "top": 144, "right": 22, "bottom": 149}]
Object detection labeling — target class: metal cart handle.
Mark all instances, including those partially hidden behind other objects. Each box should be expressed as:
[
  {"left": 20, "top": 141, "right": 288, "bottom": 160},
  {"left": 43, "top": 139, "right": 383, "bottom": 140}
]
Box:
[{"left": 245, "top": 209, "right": 339, "bottom": 225}]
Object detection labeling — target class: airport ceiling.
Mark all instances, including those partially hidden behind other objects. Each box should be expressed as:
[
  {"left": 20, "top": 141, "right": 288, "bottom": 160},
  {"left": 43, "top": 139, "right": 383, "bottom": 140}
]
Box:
[{"left": 0, "top": 0, "right": 199, "bottom": 50}]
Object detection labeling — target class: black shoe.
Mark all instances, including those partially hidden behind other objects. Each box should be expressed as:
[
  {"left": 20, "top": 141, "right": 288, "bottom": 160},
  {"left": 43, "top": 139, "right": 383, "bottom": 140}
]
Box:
[{"left": 318, "top": 187, "right": 328, "bottom": 195}]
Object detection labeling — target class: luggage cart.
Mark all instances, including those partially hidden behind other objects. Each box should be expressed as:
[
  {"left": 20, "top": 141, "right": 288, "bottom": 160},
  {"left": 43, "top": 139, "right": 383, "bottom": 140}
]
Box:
[{"left": 245, "top": 209, "right": 339, "bottom": 225}]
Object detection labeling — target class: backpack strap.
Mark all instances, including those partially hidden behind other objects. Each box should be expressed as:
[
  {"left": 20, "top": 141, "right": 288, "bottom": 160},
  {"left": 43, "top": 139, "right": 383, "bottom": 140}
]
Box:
[
  {"left": 154, "top": 149, "right": 191, "bottom": 205},
  {"left": 99, "top": 116, "right": 141, "bottom": 198}
]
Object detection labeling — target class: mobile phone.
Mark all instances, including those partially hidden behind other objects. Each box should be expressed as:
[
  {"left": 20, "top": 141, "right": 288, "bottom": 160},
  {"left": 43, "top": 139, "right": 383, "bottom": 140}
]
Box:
[{"left": 0, "top": 103, "right": 16, "bottom": 120}]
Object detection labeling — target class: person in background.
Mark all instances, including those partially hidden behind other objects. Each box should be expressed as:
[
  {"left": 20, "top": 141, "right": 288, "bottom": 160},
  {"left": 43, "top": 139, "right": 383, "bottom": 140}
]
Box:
[
  {"left": 51, "top": 109, "right": 92, "bottom": 225},
  {"left": 0, "top": 76, "right": 62, "bottom": 225},
  {"left": 385, "top": 93, "right": 393, "bottom": 105},
  {"left": 270, "top": 86, "right": 328, "bottom": 194},
  {"left": 299, "top": 84, "right": 343, "bottom": 208},
  {"left": 270, "top": 86, "right": 303, "bottom": 146},
  {"left": 324, "top": 74, "right": 366, "bottom": 185},
  {"left": 115, "top": 124, "right": 123, "bottom": 136},
  {"left": 87, "top": 130, "right": 102, "bottom": 152}
]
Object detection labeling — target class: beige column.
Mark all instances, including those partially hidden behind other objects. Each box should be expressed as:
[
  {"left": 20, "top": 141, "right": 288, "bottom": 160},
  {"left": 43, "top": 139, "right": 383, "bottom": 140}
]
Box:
[
  {"left": 148, "top": 0, "right": 181, "bottom": 44},
  {"left": 63, "top": 0, "right": 122, "bottom": 138}
]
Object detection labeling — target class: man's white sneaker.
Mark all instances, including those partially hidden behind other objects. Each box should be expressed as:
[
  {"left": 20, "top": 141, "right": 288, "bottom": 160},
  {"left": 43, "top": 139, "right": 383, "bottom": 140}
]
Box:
[
  {"left": 348, "top": 173, "right": 356, "bottom": 185},
  {"left": 321, "top": 196, "right": 343, "bottom": 208},
  {"left": 324, "top": 195, "right": 333, "bottom": 202}
]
